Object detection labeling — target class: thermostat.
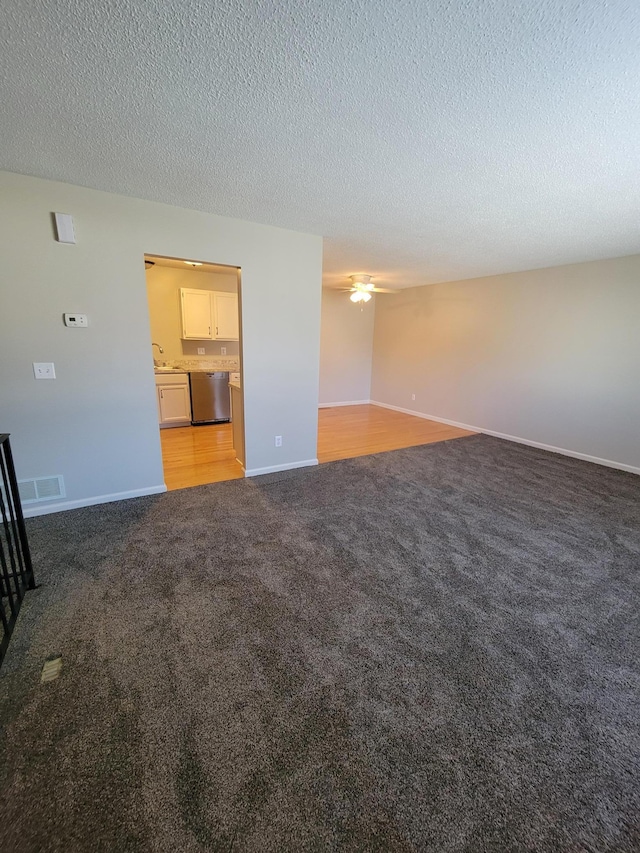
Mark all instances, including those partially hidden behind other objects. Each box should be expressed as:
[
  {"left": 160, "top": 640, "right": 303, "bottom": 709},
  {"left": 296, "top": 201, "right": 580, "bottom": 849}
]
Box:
[{"left": 63, "top": 313, "right": 88, "bottom": 327}]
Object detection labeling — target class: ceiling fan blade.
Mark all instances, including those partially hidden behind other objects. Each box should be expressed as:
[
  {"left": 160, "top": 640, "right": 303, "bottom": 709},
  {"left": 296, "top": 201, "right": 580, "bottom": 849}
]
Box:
[{"left": 371, "top": 287, "right": 398, "bottom": 293}]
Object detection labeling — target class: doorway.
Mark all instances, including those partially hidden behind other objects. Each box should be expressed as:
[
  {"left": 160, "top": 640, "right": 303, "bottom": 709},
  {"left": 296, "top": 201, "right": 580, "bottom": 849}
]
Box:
[{"left": 144, "top": 254, "right": 244, "bottom": 490}]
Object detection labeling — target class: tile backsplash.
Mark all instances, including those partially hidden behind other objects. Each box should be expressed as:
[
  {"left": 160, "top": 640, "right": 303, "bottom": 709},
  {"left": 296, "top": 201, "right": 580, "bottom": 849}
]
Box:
[{"left": 181, "top": 340, "right": 240, "bottom": 358}]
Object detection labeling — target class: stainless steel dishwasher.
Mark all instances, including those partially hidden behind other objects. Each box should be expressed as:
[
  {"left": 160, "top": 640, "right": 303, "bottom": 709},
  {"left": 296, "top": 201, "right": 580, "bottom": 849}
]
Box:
[{"left": 189, "top": 371, "right": 231, "bottom": 424}]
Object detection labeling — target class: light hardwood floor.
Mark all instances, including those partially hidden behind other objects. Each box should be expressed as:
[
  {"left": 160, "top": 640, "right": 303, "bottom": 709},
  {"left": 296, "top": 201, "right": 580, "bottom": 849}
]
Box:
[
  {"left": 159, "top": 424, "right": 244, "bottom": 491},
  {"left": 317, "top": 404, "right": 475, "bottom": 463},
  {"left": 160, "top": 404, "right": 475, "bottom": 490}
]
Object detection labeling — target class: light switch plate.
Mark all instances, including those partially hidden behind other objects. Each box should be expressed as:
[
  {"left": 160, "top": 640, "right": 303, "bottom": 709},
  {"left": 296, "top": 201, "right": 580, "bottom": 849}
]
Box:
[
  {"left": 197, "top": 347, "right": 205, "bottom": 355},
  {"left": 33, "top": 362, "right": 56, "bottom": 379}
]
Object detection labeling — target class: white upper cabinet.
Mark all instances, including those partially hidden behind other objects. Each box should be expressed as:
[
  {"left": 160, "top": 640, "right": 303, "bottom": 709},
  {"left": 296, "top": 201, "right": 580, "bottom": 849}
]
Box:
[
  {"left": 180, "top": 288, "right": 214, "bottom": 339},
  {"left": 212, "top": 292, "right": 239, "bottom": 340},
  {"left": 180, "top": 288, "right": 239, "bottom": 341}
]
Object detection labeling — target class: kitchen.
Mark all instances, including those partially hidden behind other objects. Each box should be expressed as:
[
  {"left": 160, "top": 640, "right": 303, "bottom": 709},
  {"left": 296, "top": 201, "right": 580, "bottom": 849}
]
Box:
[{"left": 145, "top": 255, "right": 244, "bottom": 489}]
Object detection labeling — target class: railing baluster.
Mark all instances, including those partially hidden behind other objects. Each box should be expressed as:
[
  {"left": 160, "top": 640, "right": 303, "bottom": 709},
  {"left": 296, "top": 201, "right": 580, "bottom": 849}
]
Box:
[{"left": 0, "top": 434, "right": 36, "bottom": 667}]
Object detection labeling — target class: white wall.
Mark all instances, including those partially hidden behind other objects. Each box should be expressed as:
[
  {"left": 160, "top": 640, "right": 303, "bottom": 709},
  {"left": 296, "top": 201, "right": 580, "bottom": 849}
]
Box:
[
  {"left": 371, "top": 255, "right": 640, "bottom": 471},
  {"left": 318, "top": 288, "right": 375, "bottom": 405},
  {"left": 0, "top": 171, "right": 322, "bottom": 513}
]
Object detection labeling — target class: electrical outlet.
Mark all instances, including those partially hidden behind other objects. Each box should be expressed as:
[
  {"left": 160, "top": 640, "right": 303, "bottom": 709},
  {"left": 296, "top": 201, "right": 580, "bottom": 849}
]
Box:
[
  {"left": 33, "top": 362, "right": 56, "bottom": 379},
  {"left": 275, "top": 435, "right": 282, "bottom": 447},
  {"left": 411, "top": 393, "right": 416, "bottom": 401},
  {"left": 197, "top": 347, "right": 205, "bottom": 355},
  {"left": 220, "top": 347, "right": 227, "bottom": 355}
]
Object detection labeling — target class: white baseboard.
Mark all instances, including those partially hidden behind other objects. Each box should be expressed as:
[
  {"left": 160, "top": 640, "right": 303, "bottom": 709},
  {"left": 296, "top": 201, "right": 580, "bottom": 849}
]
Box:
[
  {"left": 22, "top": 484, "right": 167, "bottom": 518},
  {"left": 318, "top": 400, "right": 371, "bottom": 408},
  {"left": 369, "top": 400, "right": 640, "bottom": 476},
  {"left": 477, "top": 429, "right": 640, "bottom": 475},
  {"left": 244, "top": 458, "right": 319, "bottom": 477},
  {"left": 370, "top": 400, "right": 475, "bottom": 432}
]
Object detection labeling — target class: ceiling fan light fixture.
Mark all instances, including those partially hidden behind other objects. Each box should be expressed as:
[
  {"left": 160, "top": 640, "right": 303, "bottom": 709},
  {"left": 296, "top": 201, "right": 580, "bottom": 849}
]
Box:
[
  {"left": 344, "top": 271, "right": 397, "bottom": 298},
  {"left": 350, "top": 273, "right": 372, "bottom": 287}
]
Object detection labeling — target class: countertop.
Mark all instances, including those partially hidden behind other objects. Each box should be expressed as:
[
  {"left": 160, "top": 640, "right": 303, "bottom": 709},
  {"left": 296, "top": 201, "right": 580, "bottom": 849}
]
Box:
[
  {"left": 154, "top": 367, "right": 237, "bottom": 375},
  {"left": 154, "top": 367, "right": 241, "bottom": 389}
]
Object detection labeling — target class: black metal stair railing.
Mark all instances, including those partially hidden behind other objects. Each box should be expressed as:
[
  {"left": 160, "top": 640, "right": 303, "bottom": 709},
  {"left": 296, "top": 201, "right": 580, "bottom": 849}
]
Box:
[{"left": 0, "top": 434, "right": 36, "bottom": 667}]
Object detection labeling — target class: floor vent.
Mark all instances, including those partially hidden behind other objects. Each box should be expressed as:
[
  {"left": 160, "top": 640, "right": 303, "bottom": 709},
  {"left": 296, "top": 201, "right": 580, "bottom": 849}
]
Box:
[
  {"left": 17, "top": 475, "right": 65, "bottom": 504},
  {"left": 41, "top": 656, "right": 63, "bottom": 683}
]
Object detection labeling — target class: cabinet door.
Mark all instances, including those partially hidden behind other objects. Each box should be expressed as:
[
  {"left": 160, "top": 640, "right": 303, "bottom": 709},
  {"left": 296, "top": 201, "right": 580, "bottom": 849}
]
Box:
[
  {"left": 212, "top": 292, "right": 239, "bottom": 340},
  {"left": 230, "top": 386, "right": 245, "bottom": 466},
  {"left": 181, "top": 288, "right": 213, "bottom": 339},
  {"left": 158, "top": 384, "right": 191, "bottom": 424}
]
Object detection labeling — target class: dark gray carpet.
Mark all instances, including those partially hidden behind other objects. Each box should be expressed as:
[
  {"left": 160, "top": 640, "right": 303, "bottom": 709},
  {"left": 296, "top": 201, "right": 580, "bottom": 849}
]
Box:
[{"left": 1, "top": 434, "right": 639, "bottom": 852}]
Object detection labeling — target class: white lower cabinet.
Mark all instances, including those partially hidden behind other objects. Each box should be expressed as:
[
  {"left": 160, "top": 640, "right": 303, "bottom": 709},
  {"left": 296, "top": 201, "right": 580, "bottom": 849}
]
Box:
[{"left": 156, "top": 373, "right": 191, "bottom": 427}]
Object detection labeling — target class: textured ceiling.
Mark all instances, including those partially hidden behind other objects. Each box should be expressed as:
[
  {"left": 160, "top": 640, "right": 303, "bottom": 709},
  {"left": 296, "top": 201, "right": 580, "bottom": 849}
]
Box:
[{"left": 1, "top": 0, "right": 639, "bottom": 289}]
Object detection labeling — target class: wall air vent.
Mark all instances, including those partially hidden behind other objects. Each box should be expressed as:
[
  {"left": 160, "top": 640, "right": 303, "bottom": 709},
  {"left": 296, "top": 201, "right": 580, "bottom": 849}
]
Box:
[{"left": 17, "top": 475, "right": 65, "bottom": 504}]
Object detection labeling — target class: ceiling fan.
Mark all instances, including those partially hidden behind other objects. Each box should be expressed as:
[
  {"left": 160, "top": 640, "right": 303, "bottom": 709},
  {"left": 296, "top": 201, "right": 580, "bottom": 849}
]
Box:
[{"left": 342, "top": 274, "right": 397, "bottom": 302}]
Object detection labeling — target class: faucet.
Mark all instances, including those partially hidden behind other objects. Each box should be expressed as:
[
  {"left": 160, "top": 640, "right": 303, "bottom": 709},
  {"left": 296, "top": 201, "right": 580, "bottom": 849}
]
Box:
[{"left": 152, "top": 342, "right": 164, "bottom": 366}]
